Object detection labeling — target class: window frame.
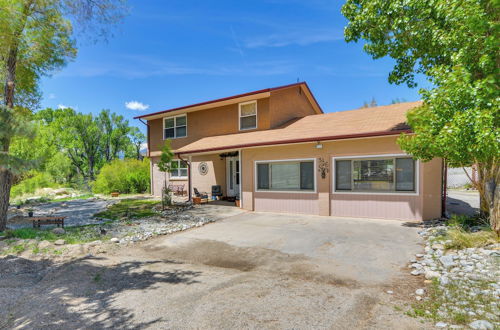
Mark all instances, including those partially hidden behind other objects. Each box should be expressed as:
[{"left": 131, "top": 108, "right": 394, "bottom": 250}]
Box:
[
  {"left": 332, "top": 154, "right": 419, "bottom": 196},
  {"left": 169, "top": 159, "right": 188, "bottom": 179},
  {"left": 254, "top": 158, "right": 317, "bottom": 193},
  {"left": 163, "top": 114, "right": 187, "bottom": 140},
  {"left": 238, "top": 100, "right": 258, "bottom": 131}
]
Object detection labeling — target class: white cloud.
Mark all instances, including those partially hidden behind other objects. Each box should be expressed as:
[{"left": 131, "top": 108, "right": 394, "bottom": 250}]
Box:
[
  {"left": 48, "top": 93, "right": 56, "bottom": 99},
  {"left": 125, "top": 101, "right": 150, "bottom": 111},
  {"left": 57, "top": 104, "right": 76, "bottom": 109},
  {"left": 244, "top": 29, "right": 343, "bottom": 48}
]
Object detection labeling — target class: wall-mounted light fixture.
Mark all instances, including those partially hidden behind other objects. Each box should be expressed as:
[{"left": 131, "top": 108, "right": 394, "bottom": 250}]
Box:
[{"left": 315, "top": 142, "right": 323, "bottom": 149}]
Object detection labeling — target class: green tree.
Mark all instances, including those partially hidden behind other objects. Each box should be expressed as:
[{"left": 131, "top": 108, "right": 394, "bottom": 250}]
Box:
[
  {"left": 0, "top": 105, "right": 35, "bottom": 230},
  {"left": 0, "top": 0, "right": 127, "bottom": 227},
  {"left": 98, "top": 109, "right": 131, "bottom": 162},
  {"left": 342, "top": 0, "right": 500, "bottom": 232},
  {"left": 128, "top": 127, "right": 146, "bottom": 160},
  {"left": 157, "top": 140, "right": 175, "bottom": 208}
]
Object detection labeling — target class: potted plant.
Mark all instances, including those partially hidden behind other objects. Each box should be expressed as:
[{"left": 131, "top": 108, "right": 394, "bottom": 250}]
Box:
[
  {"left": 235, "top": 194, "right": 240, "bottom": 207},
  {"left": 27, "top": 208, "right": 34, "bottom": 217}
]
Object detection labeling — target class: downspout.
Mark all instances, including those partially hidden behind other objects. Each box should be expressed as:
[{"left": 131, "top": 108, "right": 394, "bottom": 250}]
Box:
[
  {"left": 178, "top": 153, "right": 192, "bottom": 202},
  {"left": 138, "top": 119, "right": 153, "bottom": 195},
  {"left": 442, "top": 159, "right": 447, "bottom": 218}
]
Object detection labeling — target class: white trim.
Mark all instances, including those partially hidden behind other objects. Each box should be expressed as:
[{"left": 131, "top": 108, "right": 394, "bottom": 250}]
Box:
[
  {"left": 238, "top": 100, "right": 258, "bottom": 131},
  {"left": 163, "top": 114, "right": 188, "bottom": 140},
  {"left": 169, "top": 159, "right": 188, "bottom": 180},
  {"left": 254, "top": 158, "right": 317, "bottom": 194},
  {"left": 238, "top": 149, "right": 242, "bottom": 208},
  {"left": 331, "top": 154, "right": 420, "bottom": 196}
]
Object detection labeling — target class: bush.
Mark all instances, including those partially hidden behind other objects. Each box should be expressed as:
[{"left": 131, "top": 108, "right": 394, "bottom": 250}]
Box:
[
  {"left": 92, "top": 158, "right": 150, "bottom": 194},
  {"left": 10, "top": 172, "right": 61, "bottom": 198}
]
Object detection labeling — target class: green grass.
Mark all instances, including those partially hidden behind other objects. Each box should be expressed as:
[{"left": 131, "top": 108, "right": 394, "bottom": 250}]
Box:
[
  {"left": 0, "top": 225, "right": 107, "bottom": 247},
  {"left": 94, "top": 198, "right": 161, "bottom": 220},
  {"left": 443, "top": 227, "right": 499, "bottom": 249}
]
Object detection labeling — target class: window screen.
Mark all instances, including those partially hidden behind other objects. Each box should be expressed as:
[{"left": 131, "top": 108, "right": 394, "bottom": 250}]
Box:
[
  {"left": 257, "top": 161, "right": 314, "bottom": 191},
  {"left": 335, "top": 157, "right": 416, "bottom": 193}
]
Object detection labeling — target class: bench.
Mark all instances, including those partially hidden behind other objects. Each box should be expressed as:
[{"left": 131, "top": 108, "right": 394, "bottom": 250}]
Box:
[{"left": 32, "top": 216, "right": 66, "bottom": 228}]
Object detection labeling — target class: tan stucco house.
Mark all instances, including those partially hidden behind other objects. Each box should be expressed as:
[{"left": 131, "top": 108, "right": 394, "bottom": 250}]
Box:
[{"left": 135, "top": 82, "right": 443, "bottom": 221}]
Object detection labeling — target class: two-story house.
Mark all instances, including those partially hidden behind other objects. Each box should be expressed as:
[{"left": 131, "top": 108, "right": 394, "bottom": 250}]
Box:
[{"left": 135, "top": 82, "right": 443, "bottom": 221}]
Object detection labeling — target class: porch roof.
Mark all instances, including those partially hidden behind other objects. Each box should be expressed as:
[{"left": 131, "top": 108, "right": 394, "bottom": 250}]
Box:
[{"left": 175, "top": 101, "right": 422, "bottom": 155}]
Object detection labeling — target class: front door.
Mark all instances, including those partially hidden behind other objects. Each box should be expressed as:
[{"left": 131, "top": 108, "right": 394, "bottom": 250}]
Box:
[{"left": 226, "top": 156, "right": 240, "bottom": 197}]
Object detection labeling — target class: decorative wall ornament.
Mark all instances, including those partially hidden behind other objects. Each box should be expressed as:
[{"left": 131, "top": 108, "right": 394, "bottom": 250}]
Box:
[
  {"left": 318, "top": 158, "right": 329, "bottom": 179},
  {"left": 198, "top": 162, "right": 209, "bottom": 175}
]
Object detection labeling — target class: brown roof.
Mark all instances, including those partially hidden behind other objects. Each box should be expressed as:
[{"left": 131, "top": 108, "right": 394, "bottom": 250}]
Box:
[
  {"left": 135, "top": 82, "right": 323, "bottom": 120},
  {"left": 176, "top": 101, "right": 421, "bottom": 155}
]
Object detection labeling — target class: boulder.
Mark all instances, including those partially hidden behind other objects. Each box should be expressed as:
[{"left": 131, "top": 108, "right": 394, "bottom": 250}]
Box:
[
  {"left": 469, "top": 320, "right": 494, "bottom": 330},
  {"left": 38, "top": 241, "right": 52, "bottom": 249},
  {"left": 424, "top": 270, "right": 440, "bottom": 280},
  {"left": 439, "top": 255, "right": 455, "bottom": 269},
  {"left": 54, "top": 239, "right": 66, "bottom": 246},
  {"left": 110, "top": 237, "right": 119, "bottom": 243},
  {"left": 52, "top": 228, "right": 66, "bottom": 235}
]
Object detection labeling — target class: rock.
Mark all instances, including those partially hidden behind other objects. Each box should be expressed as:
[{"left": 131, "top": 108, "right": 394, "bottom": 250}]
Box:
[
  {"left": 435, "top": 322, "right": 447, "bottom": 328},
  {"left": 38, "top": 240, "right": 52, "bottom": 249},
  {"left": 386, "top": 290, "right": 393, "bottom": 294},
  {"left": 54, "top": 239, "right": 66, "bottom": 246},
  {"left": 415, "top": 288, "right": 425, "bottom": 296},
  {"left": 415, "top": 296, "right": 422, "bottom": 301},
  {"left": 439, "top": 255, "right": 455, "bottom": 268},
  {"left": 52, "top": 228, "right": 65, "bottom": 235},
  {"left": 425, "top": 270, "right": 441, "bottom": 280},
  {"left": 411, "top": 269, "right": 422, "bottom": 276},
  {"left": 432, "top": 243, "right": 445, "bottom": 250},
  {"left": 469, "top": 320, "right": 494, "bottom": 330},
  {"left": 439, "top": 276, "right": 450, "bottom": 286},
  {"left": 110, "top": 237, "right": 119, "bottom": 243}
]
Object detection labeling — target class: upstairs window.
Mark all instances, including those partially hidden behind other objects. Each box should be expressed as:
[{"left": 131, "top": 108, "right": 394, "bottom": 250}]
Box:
[
  {"left": 239, "top": 101, "right": 257, "bottom": 130},
  {"left": 335, "top": 156, "right": 416, "bottom": 193},
  {"left": 170, "top": 160, "right": 188, "bottom": 178},
  {"left": 164, "top": 114, "right": 187, "bottom": 139}
]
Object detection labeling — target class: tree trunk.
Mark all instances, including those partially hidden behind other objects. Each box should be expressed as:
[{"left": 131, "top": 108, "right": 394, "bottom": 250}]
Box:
[
  {"left": 475, "top": 162, "right": 500, "bottom": 235},
  {"left": 0, "top": 169, "right": 13, "bottom": 231}
]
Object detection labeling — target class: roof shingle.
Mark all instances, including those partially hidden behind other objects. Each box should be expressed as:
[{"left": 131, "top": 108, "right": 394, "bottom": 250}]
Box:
[{"left": 175, "top": 101, "right": 421, "bottom": 154}]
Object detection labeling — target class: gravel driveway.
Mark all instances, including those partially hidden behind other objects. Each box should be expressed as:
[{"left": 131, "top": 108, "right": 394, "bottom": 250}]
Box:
[{"left": 0, "top": 211, "right": 430, "bottom": 329}]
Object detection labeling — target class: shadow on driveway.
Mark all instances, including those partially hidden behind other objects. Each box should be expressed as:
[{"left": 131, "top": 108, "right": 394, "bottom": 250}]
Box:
[{"left": 0, "top": 255, "right": 201, "bottom": 329}]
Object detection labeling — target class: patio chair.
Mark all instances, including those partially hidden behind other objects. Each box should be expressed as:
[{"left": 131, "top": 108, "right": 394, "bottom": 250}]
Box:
[
  {"left": 174, "top": 184, "right": 185, "bottom": 196},
  {"left": 193, "top": 188, "right": 209, "bottom": 205}
]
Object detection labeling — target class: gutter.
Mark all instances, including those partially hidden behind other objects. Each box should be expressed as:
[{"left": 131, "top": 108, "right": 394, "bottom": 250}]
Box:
[
  {"left": 176, "top": 129, "right": 412, "bottom": 156},
  {"left": 137, "top": 118, "right": 153, "bottom": 196}
]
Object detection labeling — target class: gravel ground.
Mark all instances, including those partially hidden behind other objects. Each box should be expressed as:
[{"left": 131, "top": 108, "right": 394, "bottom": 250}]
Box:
[
  {"left": 409, "top": 225, "right": 499, "bottom": 329},
  {"left": 7, "top": 198, "right": 118, "bottom": 229}
]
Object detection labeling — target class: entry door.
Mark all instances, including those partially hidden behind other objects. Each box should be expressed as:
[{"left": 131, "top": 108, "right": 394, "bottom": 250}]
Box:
[{"left": 226, "top": 156, "right": 240, "bottom": 197}]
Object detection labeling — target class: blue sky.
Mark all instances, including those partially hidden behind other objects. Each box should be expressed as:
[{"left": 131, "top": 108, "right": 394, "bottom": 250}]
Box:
[{"left": 40, "top": 0, "right": 427, "bottom": 132}]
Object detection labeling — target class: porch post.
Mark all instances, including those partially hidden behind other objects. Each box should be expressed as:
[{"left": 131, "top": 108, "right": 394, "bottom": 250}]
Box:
[
  {"left": 188, "top": 155, "right": 192, "bottom": 202},
  {"left": 238, "top": 149, "right": 242, "bottom": 208}
]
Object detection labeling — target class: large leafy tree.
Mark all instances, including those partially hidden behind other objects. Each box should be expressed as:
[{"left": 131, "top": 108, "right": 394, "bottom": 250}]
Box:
[
  {"left": 0, "top": 0, "right": 127, "bottom": 230},
  {"left": 342, "top": 0, "right": 499, "bottom": 232}
]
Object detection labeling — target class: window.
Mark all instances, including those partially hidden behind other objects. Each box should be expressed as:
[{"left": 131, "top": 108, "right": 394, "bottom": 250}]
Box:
[
  {"left": 164, "top": 115, "right": 187, "bottom": 139},
  {"left": 334, "top": 156, "right": 416, "bottom": 193},
  {"left": 239, "top": 101, "right": 257, "bottom": 130},
  {"left": 170, "top": 160, "right": 188, "bottom": 178},
  {"left": 256, "top": 160, "right": 315, "bottom": 192}
]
